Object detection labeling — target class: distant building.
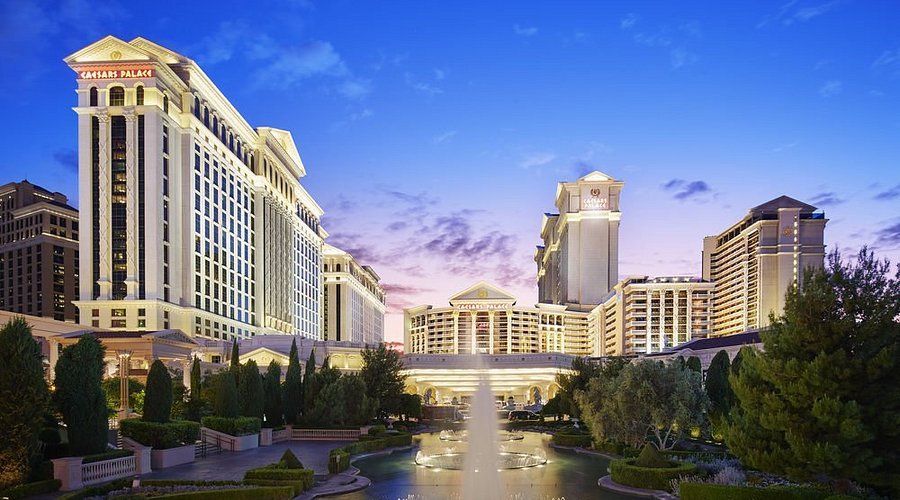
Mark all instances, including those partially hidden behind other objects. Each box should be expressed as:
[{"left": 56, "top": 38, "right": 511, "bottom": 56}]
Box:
[
  {"left": 642, "top": 329, "right": 763, "bottom": 372},
  {"left": 322, "top": 243, "right": 385, "bottom": 344},
  {"left": 702, "top": 196, "right": 827, "bottom": 337},
  {"left": 536, "top": 171, "right": 624, "bottom": 309},
  {"left": 590, "top": 276, "right": 714, "bottom": 356},
  {"left": 0, "top": 181, "right": 79, "bottom": 322}
]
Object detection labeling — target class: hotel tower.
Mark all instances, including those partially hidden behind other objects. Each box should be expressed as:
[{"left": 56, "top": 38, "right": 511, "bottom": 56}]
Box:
[{"left": 65, "top": 36, "right": 326, "bottom": 341}]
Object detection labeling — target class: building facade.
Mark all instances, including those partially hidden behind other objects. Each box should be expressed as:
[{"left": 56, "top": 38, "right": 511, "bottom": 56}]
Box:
[
  {"left": 536, "top": 171, "right": 623, "bottom": 308},
  {"left": 589, "top": 276, "right": 714, "bottom": 356},
  {"left": 404, "top": 281, "right": 592, "bottom": 356},
  {"left": 66, "top": 36, "right": 325, "bottom": 341},
  {"left": 322, "top": 243, "right": 385, "bottom": 344},
  {"left": 702, "top": 196, "right": 826, "bottom": 337},
  {"left": 0, "top": 181, "right": 80, "bottom": 322}
]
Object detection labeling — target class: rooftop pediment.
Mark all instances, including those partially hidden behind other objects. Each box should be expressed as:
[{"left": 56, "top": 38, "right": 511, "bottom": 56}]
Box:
[
  {"left": 64, "top": 35, "right": 152, "bottom": 64},
  {"left": 449, "top": 281, "right": 517, "bottom": 305}
]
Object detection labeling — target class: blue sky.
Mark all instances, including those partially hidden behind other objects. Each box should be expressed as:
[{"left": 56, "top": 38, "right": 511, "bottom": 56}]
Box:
[{"left": 2, "top": 0, "right": 899, "bottom": 339}]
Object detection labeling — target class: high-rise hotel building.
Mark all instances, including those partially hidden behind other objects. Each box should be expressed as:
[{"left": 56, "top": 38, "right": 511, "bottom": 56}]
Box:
[
  {"left": 536, "top": 171, "right": 623, "bottom": 309},
  {"left": 322, "top": 243, "right": 386, "bottom": 344},
  {"left": 0, "top": 181, "right": 80, "bottom": 322},
  {"left": 65, "top": 36, "right": 326, "bottom": 341},
  {"left": 702, "top": 196, "right": 826, "bottom": 337}
]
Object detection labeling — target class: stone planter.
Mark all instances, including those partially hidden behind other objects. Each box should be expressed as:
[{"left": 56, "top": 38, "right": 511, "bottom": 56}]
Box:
[
  {"left": 260, "top": 428, "right": 273, "bottom": 446},
  {"left": 151, "top": 444, "right": 196, "bottom": 469},
  {"left": 231, "top": 433, "right": 260, "bottom": 451}
]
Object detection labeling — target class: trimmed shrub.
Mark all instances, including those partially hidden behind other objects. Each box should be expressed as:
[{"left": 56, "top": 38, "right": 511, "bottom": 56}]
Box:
[
  {"left": 120, "top": 419, "right": 200, "bottom": 449},
  {"left": 610, "top": 458, "right": 697, "bottom": 491},
  {"left": 144, "top": 360, "right": 174, "bottom": 423},
  {"left": 552, "top": 433, "right": 592, "bottom": 447},
  {"left": 238, "top": 361, "right": 264, "bottom": 420},
  {"left": 201, "top": 416, "right": 261, "bottom": 436},
  {"left": 634, "top": 443, "right": 669, "bottom": 468},
  {"left": 81, "top": 449, "right": 133, "bottom": 464},
  {"left": 368, "top": 424, "right": 386, "bottom": 436},
  {"left": 279, "top": 449, "right": 303, "bottom": 469},
  {"left": 149, "top": 486, "right": 295, "bottom": 499},
  {"left": 327, "top": 433, "right": 412, "bottom": 473},
  {"left": 328, "top": 450, "right": 350, "bottom": 473},
  {"left": 53, "top": 335, "right": 109, "bottom": 456},
  {"left": 244, "top": 468, "right": 313, "bottom": 482},
  {"left": 679, "top": 482, "right": 824, "bottom": 500},
  {"left": 0, "top": 478, "right": 61, "bottom": 499}
]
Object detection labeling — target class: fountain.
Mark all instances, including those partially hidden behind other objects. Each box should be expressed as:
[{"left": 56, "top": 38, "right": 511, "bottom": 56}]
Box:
[{"left": 461, "top": 374, "right": 504, "bottom": 499}]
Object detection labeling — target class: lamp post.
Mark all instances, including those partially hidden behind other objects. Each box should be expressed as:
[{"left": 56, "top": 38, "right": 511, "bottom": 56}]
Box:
[{"left": 117, "top": 351, "right": 132, "bottom": 420}]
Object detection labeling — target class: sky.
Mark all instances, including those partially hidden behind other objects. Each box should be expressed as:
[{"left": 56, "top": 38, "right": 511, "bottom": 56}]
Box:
[{"left": 1, "top": 0, "right": 899, "bottom": 341}]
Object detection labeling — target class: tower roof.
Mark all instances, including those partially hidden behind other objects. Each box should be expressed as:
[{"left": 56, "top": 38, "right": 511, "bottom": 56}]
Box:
[{"left": 749, "top": 195, "right": 817, "bottom": 214}]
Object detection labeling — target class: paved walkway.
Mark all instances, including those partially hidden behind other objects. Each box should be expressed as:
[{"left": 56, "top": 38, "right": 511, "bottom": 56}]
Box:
[{"left": 142, "top": 441, "right": 344, "bottom": 481}]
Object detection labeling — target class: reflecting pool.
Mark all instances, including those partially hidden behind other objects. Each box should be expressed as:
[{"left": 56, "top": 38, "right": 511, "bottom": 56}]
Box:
[{"left": 331, "top": 432, "right": 632, "bottom": 500}]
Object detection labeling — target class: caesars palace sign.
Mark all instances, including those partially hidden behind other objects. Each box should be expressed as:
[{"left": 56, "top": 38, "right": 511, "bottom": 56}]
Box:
[{"left": 78, "top": 67, "right": 154, "bottom": 80}]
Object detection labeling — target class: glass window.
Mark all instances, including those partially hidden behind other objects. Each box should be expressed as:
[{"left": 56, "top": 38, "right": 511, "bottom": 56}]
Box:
[
  {"left": 109, "top": 86, "right": 124, "bottom": 106},
  {"left": 89, "top": 87, "right": 98, "bottom": 106},
  {"left": 163, "top": 95, "right": 169, "bottom": 113},
  {"left": 136, "top": 86, "right": 144, "bottom": 105}
]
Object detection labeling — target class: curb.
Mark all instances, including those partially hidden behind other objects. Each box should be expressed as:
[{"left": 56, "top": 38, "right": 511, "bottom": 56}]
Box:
[{"left": 597, "top": 475, "right": 677, "bottom": 500}]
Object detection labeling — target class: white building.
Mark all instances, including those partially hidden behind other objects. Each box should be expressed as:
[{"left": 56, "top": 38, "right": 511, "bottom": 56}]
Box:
[
  {"left": 702, "top": 196, "right": 827, "bottom": 337},
  {"left": 536, "top": 171, "right": 623, "bottom": 308},
  {"left": 322, "top": 243, "right": 385, "bottom": 344},
  {"left": 66, "top": 36, "right": 326, "bottom": 341}
]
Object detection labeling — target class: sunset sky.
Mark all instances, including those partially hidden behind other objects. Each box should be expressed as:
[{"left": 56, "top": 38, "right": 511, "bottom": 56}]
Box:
[{"left": 2, "top": 0, "right": 899, "bottom": 340}]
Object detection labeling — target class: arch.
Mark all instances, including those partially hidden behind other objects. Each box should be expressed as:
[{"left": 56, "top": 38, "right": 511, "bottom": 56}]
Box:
[
  {"left": 135, "top": 85, "right": 144, "bottom": 105},
  {"left": 527, "top": 385, "right": 543, "bottom": 405},
  {"left": 203, "top": 107, "right": 209, "bottom": 127},
  {"left": 108, "top": 86, "right": 125, "bottom": 106},
  {"left": 212, "top": 116, "right": 218, "bottom": 135},
  {"left": 89, "top": 87, "right": 98, "bottom": 106},
  {"left": 163, "top": 95, "right": 168, "bottom": 113}
]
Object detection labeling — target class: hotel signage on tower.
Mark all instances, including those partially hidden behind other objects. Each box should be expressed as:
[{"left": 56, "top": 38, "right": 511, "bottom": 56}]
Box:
[
  {"left": 78, "top": 68, "right": 154, "bottom": 80},
  {"left": 582, "top": 188, "right": 609, "bottom": 210}
]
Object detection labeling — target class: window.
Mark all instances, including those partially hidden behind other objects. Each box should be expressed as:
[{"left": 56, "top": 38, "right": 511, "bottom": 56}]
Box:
[
  {"left": 163, "top": 95, "right": 169, "bottom": 113},
  {"left": 136, "top": 86, "right": 144, "bottom": 105},
  {"left": 111, "top": 319, "right": 126, "bottom": 328},
  {"left": 109, "top": 86, "right": 124, "bottom": 106},
  {"left": 89, "top": 87, "right": 98, "bottom": 106},
  {"left": 112, "top": 308, "right": 126, "bottom": 317},
  {"left": 193, "top": 97, "right": 201, "bottom": 118}
]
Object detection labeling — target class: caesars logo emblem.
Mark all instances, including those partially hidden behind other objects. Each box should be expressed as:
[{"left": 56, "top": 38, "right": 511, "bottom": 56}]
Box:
[
  {"left": 476, "top": 289, "right": 488, "bottom": 299},
  {"left": 590, "top": 188, "right": 601, "bottom": 197}
]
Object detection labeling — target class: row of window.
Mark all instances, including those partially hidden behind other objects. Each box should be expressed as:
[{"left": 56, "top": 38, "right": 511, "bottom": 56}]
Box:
[{"left": 88, "top": 85, "right": 169, "bottom": 112}]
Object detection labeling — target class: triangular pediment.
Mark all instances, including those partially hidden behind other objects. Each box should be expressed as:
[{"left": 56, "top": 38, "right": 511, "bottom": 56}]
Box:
[
  {"left": 129, "top": 37, "right": 189, "bottom": 64},
  {"left": 64, "top": 35, "right": 152, "bottom": 64},
  {"left": 750, "top": 195, "right": 817, "bottom": 214},
  {"left": 145, "top": 329, "right": 198, "bottom": 345},
  {"left": 579, "top": 170, "right": 614, "bottom": 182},
  {"left": 449, "top": 281, "right": 517, "bottom": 304}
]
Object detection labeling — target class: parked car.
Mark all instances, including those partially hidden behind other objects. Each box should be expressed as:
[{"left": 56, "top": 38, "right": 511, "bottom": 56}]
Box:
[{"left": 508, "top": 410, "right": 541, "bottom": 421}]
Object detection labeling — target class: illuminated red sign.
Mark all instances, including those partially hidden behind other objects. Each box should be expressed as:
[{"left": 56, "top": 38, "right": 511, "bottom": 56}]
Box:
[{"left": 78, "top": 68, "right": 154, "bottom": 80}]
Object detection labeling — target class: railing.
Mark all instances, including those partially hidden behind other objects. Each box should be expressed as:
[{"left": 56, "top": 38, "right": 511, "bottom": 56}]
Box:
[
  {"left": 194, "top": 439, "right": 222, "bottom": 459},
  {"left": 292, "top": 428, "right": 360, "bottom": 441},
  {"left": 272, "top": 428, "right": 291, "bottom": 443},
  {"left": 200, "top": 427, "right": 238, "bottom": 451},
  {"left": 81, "top": 455, "right": 135, "bottom": 486}
]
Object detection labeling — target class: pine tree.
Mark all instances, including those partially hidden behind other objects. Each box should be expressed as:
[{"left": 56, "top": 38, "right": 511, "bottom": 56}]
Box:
[
  {"left": 0, "top": 318, "right": 49, "bottom": 490},
  {"left": 360, "top": 344, "right": 406, "bottom": 419},
  {"left": 705, "top": 350, "right": 734, "bottom": 419},
  {"left": 302, "top": 349, "right": 317, "bottom": 411},
  {"left": 726, "top": 249, "right": 900, "bottom": 495},
  {"left": 143, "top": 359, "right": 173, "bottom": 423},
  {"left": 238, "top": 360, "right": 264, "bottom": 420},
  {"left": 213, "top": 371, "right": 239, "bottom": 418},
  {"left": 263, "top": 360, "right": 283, "bottom": 427},
  {"left": 53, "top": 335, "right": 109, "bottom": 456},
  {"left": 282, "top": 338, "right": 302, "bottom": 425}
]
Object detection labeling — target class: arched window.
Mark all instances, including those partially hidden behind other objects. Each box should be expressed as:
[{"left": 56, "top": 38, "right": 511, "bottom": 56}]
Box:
[
  {"left": 203, "top": 108, "right": 209, "bottom": 127},
  {"left": 89, "top": 87, "right": 98, "bottom": 106},
  {"left": 229, "top": 134, "right": 234, "bottom": 151},
  {"left": 213, "top": 117, "right": 218, "bottom": 135},
  {"left": 220, "top": 126, "right": 226, "bottom": 143},
  {"left": 163, "top": 95, "right": 169, "bottom": 113},
  {"left": 136, "top": 86, "right": 144, "bottom": 105},
  {"left": 109, "top": 86, "right": 124, "bottom": 106}
]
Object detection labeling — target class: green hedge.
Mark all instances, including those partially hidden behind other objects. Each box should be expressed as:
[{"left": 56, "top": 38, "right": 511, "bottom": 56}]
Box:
[
  {"left": 679, "top": 482, "right": 825, "bottom": 500},
  {"left": 328, "top": 433, "right": 412, "bottom": 473},
  {"left": 610, "top": 458, "right": 697, "bottom": 491},
  {"left": 552, "top": 433, "right": 592, "bottom": 447},
  {"left": 82, "top": 449, "right": 133, "bottom": 464},
  {"left": 147, "top": 486, "right": 294, "bottom": 499},
  {"left": 201, "top": 416, "right": 261, "bottom": 436},
  {"left": 0, "top": 479, "right": 61, "bottom": 499},
  {"left": 120, "top": 419, "right": 200, "bottom": 449},
  {"left": 60, "top": 480, "right": 295, "bottom": 500}
]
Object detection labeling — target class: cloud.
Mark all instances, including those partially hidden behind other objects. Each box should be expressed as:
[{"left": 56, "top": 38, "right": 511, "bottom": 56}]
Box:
[
  {"left": 819, "top": 80, "right": 842, "bottom": 97},
  {"left": 513, "top": 24, "right": 538, "bottom": 36},
  {"left": 630, "top": 21, "right": 701, "bottom": 69},
  {"left": 875, "top": 221, "right": 900, "bottom": 247},
  {"left": 254, "top": 41, "right": 348, "bottom": 88},
  {"left": 53, "top": 149, "right": 78, "bottom": 172},
  {"left": 872, "top": 47, "right": 900, "bottom": 77},
  {"left": 662, "top": 179, "right": 713, "bottom": 200},
  {"left": 874, "top": 184, "right": 900, "bottom": 201},
  {"left": 404, "top": 72, "right": 444, "bottom": 96},
  {"left": 809, "top": 192, "right": 844, "bottom": 206},
  {"left": 432, "top": 131, "right": 457, "bottom": 144},
  {"left": 381, "top": 283, "right": 433, "bottom": 311},
  {"left": 771, "top": 142, "right": 798, "bottom": 152},
  {"left": 325, "top": 232, "right": 381, "bottom": 265},
  {"left": 757, "top": 0, "right": 843, "bottom": 28},
  {"left": 620, "top": 13, "right": 638, "bottom": 30},
  {"left": 337, "top": 79, "right": 372, "bottom": 99},
  {"left": 519, "top": 152, "right": 556, "bottom": 169}
]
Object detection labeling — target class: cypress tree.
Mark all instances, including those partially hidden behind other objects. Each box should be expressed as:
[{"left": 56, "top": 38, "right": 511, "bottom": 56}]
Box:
[
  {"left": 282, "top": 338, "right": 302, "bottom": 424},
  {"left": 53, "top": 335, "right": 109, "bottom": 456},
  {"left": 143, "top": 359, "right": 173, "bottom": 423},
  {"left": 263, "top": 360, "right": 283, "bottom": 427},
  {"left": 705, "top": 350, "right": 733, "bottom": 419},
  {"left": 229, "top": 341, "right": 241, "bottom": 385},
  {"left": 213, "top": 371, "right": 239, "bottom": 418},
  {"left": 302, "top": 349, "right": 317, "bottom": 410},
  {"left": 190, "top": 357, "right": 201, "bottom": 400},
  {"left": 726, "top": 249, "right": 900, "bottom": 495},
  {"left": 685, "top": 355, "right": 702, "bottom": 373},
  {"left": 238, "top": 360, "right": 264, "bottom": 420},
  {"left": 0, "top": 318, "right": 49, "bottom": 490}
]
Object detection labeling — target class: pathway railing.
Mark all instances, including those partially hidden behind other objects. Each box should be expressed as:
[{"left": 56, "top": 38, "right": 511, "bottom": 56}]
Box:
[
  {"left": 272, "top": 428, "right": 291, "bottom": 443},
  {"left": 292, "top": 428, "right": 360, "bottom": 441},
  {"left": 81, "top": 455, "right": 135, "bottom": 486}
]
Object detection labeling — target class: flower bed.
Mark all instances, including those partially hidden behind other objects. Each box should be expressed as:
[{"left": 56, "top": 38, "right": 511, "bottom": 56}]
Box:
[
  {"left": 610, "top": 458, "right": 697, "bottom": 491},
  {"left": 328, "top": 433, "right": 413, "bottom": 473},
  {"left": 200, "top": 417, "right": 261, "bottom": 436},
  {"left": 120, "top": 419, "right": 200, "bottom": 449}
]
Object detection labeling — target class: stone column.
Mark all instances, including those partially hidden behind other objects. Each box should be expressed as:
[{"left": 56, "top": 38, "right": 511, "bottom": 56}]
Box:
[
  {"left": 96, "top": 111, "right": 112, "bottom": 300},
  {"left": 469, "top": 312, "right": 477, "bottom": 354},
  {"left": 452, "top": 312, "right": 459, "bottom": 354},
  {"left": 506, "top": 311, "right": 512, "bottom": 354},
  {"left": 124, "top": 109, "right": 138, "bottom": 299}
]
